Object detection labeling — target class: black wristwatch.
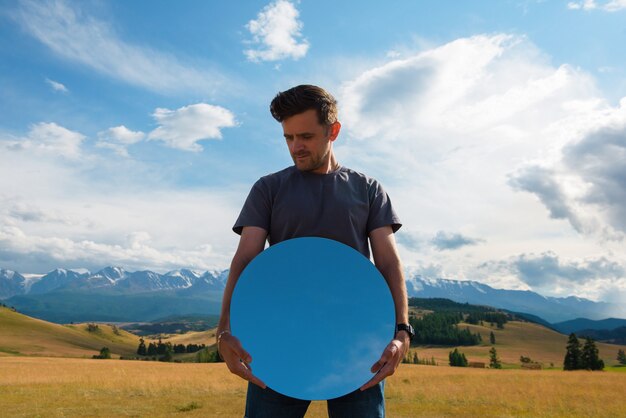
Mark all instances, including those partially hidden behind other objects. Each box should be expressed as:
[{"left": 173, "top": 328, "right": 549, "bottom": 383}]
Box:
[{"left": 396, "top": 323, "right": 415, "bottom": 341}]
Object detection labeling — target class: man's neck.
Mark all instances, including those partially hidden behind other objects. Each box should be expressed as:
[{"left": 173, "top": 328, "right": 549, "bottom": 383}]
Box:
[{"left": 311, "top": 154, "right": 339, "bottom": 174}]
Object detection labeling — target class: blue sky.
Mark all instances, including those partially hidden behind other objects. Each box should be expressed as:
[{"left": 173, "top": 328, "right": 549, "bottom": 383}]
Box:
[{"left": 1, "top": 0, "right": 625, "bottom": 304}]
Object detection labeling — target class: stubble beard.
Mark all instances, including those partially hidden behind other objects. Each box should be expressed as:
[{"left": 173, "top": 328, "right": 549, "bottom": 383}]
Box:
[{"left": 292, "top": 149, "right": 329, "bottom": 172}]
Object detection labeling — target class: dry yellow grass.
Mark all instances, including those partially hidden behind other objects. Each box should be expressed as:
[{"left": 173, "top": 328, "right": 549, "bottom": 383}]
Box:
[
  {"left": 0, "top": 307, "right": 217, "bottom": 359},
  {"left": 1, "top": 356, "right": 625, "bottom": 417},
  {"left": 414, "top": 321, "right": 626, "bottom": 368},
  {"left": 0, "top": 307, "right": 140, "bottom": 358},
  {"left": 161, "top": 328, "right": 217, "bottom": 347}
]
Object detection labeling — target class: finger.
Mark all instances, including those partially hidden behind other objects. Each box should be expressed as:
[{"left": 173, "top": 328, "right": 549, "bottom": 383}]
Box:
[
  {"left": 223, "top": 335, "right": 253, "bottom": 363},
  {"left": 245, "top": 370, "right": 267, "bottom": 389},
  {"left": 231, "top": 358, "right": 266, "bottom": 387},
  {"left": 370, "top": 344, "right": 397, "bottom": 372},
  {"left": 237, "top": 361, "right": 267, "bottom": 389},
  {"left": 370, "top": 358, "right": 385, "bottom": 374},
  {"left": 360, "top": 362, "right": 393, "bottom": 391}
]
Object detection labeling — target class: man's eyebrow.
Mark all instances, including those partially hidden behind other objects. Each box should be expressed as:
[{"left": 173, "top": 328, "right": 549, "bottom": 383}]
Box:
[{"left": 284, "top": 131, "right": 314, "bottom": 137}]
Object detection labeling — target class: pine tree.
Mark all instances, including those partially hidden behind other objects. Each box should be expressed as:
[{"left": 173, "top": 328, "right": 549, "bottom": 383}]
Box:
[
  {"left": 93, "top": 347, "right": 111, "bottom": 359},
  {"left": 490, "top": 331, "right": 496, "bottom": 345},
  {"left": 617, "top": 349, "right": 626, "bottom": 365},
  {"left": 449, "top": 348, "right": 468, "bottom": 367},
  {"left": 160, "top": 345, "right": 173, "bottom": 362},
  {"left": 563, "top": 333, "right": 582, "bottom": 370},
  {"left": 137, "top": 338, "right": 147, "bottom": 356},
  {"left": 157, "top": 338, "right": 166, "bottom": 355},
  {"left": 489, "top": 347, "right": 501, "bottom": 369},
  {"left": 412, "top": 351, "right": 419, "bottom": 365},
  {"left": 581, "top": 337, "right": 604, "bottom": 371},
  {"left": 147, "top": 342, "right": 157, "bottom": 356}
]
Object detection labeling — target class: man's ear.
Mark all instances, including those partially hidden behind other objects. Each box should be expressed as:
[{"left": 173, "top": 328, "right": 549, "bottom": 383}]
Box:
[{"left": 328, "top": 121, "right": 341, "bottom": 142}]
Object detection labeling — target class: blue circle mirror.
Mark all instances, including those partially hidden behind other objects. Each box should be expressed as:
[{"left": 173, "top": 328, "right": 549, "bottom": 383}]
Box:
[{"left": 230, "top": 237, "right": 395, "bottom": 400}]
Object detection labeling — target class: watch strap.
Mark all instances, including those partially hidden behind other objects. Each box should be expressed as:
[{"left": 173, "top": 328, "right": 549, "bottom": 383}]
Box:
[{"left": 396, "top": 323, "right": 415, "bottom": 341}]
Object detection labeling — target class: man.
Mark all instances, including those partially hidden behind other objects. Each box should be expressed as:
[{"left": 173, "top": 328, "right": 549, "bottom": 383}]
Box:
[{"left": 216, "top": 85, "right": 412, "bottom": 417}]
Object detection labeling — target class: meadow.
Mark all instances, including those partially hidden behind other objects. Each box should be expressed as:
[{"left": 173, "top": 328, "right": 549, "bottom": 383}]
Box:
[{"left": 1, "top": 356, "right": 626, "bottom": 418}]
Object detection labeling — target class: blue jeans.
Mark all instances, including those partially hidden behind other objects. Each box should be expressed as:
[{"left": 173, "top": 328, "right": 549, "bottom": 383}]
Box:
[{"left": 244, "top": 381, "right": 385, "bottom": 418}]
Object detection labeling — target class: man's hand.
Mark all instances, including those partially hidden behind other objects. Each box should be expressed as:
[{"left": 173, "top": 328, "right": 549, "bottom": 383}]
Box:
[
  {"left": 359, "top": 331, "right": 410, "bottom": 391},
  {"left": 218, "top": 332, "right": 267, "bottom": 389}
]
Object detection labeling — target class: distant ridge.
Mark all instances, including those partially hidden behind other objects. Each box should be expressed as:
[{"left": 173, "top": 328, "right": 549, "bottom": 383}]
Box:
[
  {"left": 552, "top": 317, "right": 626, "bottom": 334},
  {"left": 0, "top": 267, "right": 227, "bottom": 299},
  {"left": 405, "top": 276, "right": 625, "bottom": 323},
  {"left": 2, "top": 266, "right": 625, "bottom": 324}
]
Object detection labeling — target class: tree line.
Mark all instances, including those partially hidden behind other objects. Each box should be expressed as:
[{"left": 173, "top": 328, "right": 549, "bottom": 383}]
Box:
[
  {"left": 563, "top": 333, "right": 604, "bottom": 371},
  {"left": 447, "top": 347, "right": 501, "bottom": 368},
  {"left": 409, "top": 312, "right": 482, "bottom": 346},
  {"left": 136, "top": 338, "right": 206, "bottom": 356},
  {"left": 465, "top": 312, "right": 508, "bottom": 329}
]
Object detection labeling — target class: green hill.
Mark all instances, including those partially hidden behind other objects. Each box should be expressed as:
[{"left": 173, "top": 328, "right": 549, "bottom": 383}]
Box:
[
  {"left": 0, "top": 306, "right": 140, "bottom": 358},
  {"left": 411, "top": 320, "right": 626, "bottom": 368}
]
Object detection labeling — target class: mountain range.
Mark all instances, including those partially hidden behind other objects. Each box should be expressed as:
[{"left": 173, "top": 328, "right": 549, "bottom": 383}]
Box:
[
  {"left": 0, "top": 267, "right": 227, "bottom": 297},
  {"left": 1, "top": 267, "right": 624, "bottom": 324}
]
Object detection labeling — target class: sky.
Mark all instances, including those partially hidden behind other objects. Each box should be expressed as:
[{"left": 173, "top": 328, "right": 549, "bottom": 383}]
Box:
[{"left": 1, "top": 0, "right": 625, "bottom": 303}]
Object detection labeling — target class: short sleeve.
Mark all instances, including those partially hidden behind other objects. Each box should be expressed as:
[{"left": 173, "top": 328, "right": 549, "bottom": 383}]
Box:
[
  {"left": 366, "top": 180, "right": 402, "bottom": 234},
  {"left": 232, "top": 179, "right": 272, "bottom": 235}
]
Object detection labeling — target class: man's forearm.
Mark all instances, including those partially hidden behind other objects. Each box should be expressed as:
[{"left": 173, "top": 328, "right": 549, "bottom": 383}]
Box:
[
  {"left": 216, "top": 258, "right": 249, "bottom": 340},
  {"left": 379, "top": 260, "right": 409, "bottom": 327},
  {"left": 216, "top": 227, "right": 267, "bottom": 342}
]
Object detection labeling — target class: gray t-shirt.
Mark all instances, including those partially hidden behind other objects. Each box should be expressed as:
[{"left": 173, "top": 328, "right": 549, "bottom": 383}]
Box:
[{"left": 233, "top": 166, "right": 401, "bottom": 259}]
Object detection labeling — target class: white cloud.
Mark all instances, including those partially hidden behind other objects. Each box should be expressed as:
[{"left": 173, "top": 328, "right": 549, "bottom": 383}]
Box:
[
  {"left": 2, "top": 122, "right": 85, "bottom": 159},
  {"left": 244, "top": 0, "right": 309, "bottom": 62},
  {"left": 509, "top": 99, "right": 626, "bottom": 237},
  {"left": 45, "top": 78, "right": 68, "bottom": 93},
  {"left": 96, "top": 125, "right": 145, "bottom": 157},
  {"left": 0, "top": 123, "right": 247, "bottom": 273},
  {"left": 431, "top": 231, "right": 483, "bottom": 251},
  {"left": 568, "top": 0, "right": 626, "bottom": 10},
  {"left": 14, "top": 0, "right": 227, "bottom": 94},
  {"left": 477, "top": 252, "right": 626, "bottom": 300},
  {"left": 604, "top": 0, "right": 626, "bottom": 10},
  {"left": 147, "top": 103, "right": 237, "bottom": 152},
  {"left": 335, "top": 34, "right": 626, "bottom": 299},
  {"left": 0, "top": 189, "right": 245, "bottom": 274},
  {"left": 567, "top": 0, "right": 597, "bottom": 9}
]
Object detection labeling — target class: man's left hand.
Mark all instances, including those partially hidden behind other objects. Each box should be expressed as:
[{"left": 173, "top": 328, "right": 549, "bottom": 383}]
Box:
[{"left": 359, "top": 331, "right": 410, "bottom": 391}]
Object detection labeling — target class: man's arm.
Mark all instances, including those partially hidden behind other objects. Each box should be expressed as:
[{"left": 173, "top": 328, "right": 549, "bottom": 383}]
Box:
[
  {"left": 360, "top": 225, "right": 409, "bottom": 391},
  {"left": 216, "top": 226, "right": 268, "bottom": 389}
]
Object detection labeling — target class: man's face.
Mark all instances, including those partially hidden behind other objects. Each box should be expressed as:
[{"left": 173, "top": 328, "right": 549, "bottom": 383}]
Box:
[{"left": 282, "top": 109, "right": 338, "bottom": 173}]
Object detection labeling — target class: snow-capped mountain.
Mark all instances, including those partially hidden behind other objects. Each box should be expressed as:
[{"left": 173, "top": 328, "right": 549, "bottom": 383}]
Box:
[
  {"left": 0, "top": 266, "right": 228, "bottom": 297},
  {"left": 0, "top": 269, "right": 26, "bottom": 299},
  {"left": 406, "top": 275, "right": 623, "bottom": 323},
  {"left": 2, "top": 266, "right": 624, "bottom": 324},
  {"left": 164, "top": 268, "right": 203, "bottom": 288},
  {"left": 29, "top": 268, "right": 90, "bottom": 295},
  {"left": 179, "top": 270, "right": 229, "bottom": 294}
]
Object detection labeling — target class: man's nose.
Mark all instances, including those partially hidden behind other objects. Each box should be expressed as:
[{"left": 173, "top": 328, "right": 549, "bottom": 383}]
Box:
[{"left": 291, "top": 138, "right": 305, "bottom": 152}]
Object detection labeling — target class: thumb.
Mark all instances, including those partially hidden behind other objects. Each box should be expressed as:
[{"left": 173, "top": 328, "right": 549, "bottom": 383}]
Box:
[{"left": 230, "top": 336, "right": 252, "bottom": 363}]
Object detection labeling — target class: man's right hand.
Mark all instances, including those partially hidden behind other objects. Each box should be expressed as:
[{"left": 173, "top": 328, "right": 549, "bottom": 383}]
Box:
[{"left": 218, "top": 332, "right": 267, "bottom": 389}]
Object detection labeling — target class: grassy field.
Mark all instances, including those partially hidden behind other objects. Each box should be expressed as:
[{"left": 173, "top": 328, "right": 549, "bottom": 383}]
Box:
[
  {"left": 0, "top": 306, "right": 140, "bottom": 358},
  {"left": 3, "top": 307, "right": 626, "bottom": 417},
  {"left": 1, "top": 356, "right": 626, "bottom": 417},
  {"left": 0, "top": 306, "right": 217, "bottom": 359},
  {"left": 411, "top": 320, "right": 626, "bottom": 368}
]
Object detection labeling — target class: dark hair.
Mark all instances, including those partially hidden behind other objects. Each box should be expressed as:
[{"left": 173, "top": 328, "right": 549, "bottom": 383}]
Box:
[{"left": 270, "top": 85, "right": 338, "bottom": 125}]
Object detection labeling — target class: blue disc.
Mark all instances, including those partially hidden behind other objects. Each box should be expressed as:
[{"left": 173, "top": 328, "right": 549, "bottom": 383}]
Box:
[{"left": 230, "top": 237, "right": 395, "bottom": 400}]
